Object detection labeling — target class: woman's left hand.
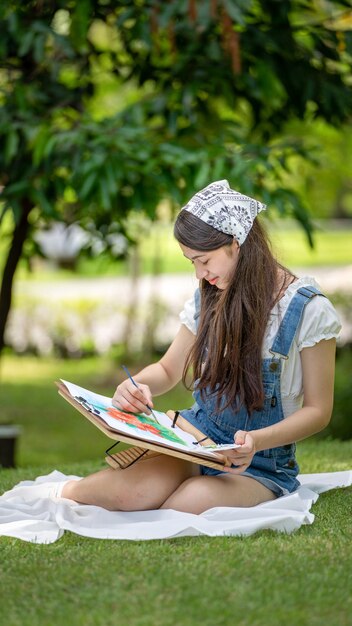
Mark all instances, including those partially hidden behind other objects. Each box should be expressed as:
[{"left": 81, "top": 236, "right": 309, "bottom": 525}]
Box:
[{"left": 221, "top": 430, "right": 256, "bottom": 473}]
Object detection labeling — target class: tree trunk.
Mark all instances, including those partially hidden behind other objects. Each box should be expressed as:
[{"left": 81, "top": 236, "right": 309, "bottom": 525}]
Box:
[
  {"left": 121, "top": 244, "right": 140, "bottom": 358},
  {"left": 0, "top": 199, "right": 32, "bottom": 356},
  {"left": 142, "top": 227, "right": 163, "bottom": 359}
]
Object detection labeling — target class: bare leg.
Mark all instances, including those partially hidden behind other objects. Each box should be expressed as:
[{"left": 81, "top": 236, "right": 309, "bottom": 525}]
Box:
[
  {"left": 62, "top": 455, "right": 199, "bottom": 511},
  {"left": 161, "top": 474, "right": 277, "bottom": 514}
]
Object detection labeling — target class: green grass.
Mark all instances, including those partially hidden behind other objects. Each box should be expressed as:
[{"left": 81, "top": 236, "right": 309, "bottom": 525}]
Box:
[
  {"left": 270, "top": 223, "right": 352, "bottom": 268},
  {"left": 146, "top": 221, "right": 352, "bottom": 270},
  {"left": 0, "top": 355, "right": 193, "bottom": 467},
  {"left": 0, "top": 445, "right": 351, "bottom": 626},
  {"left": 0, "top": 355, "right": 351, "bottom": 626}
]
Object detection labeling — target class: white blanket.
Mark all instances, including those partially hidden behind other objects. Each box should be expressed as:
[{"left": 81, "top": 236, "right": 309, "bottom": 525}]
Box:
[{"left": 0, "top": 470, "right": 351, "bottom": 544}]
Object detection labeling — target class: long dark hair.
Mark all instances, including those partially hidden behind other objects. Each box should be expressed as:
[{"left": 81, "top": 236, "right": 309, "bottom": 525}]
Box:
[{"left": 174, "top": 210, "right": 295, "bottom": 414}]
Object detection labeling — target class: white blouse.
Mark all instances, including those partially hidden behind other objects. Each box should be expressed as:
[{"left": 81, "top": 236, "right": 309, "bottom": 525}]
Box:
[{"left": 179, "top": 277, "right": 342, "bottom": 418}]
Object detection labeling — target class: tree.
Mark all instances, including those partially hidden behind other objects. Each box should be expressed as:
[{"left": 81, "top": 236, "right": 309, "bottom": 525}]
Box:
[{"left": 0, "top": 0, "right": 351, "bottom": 355}]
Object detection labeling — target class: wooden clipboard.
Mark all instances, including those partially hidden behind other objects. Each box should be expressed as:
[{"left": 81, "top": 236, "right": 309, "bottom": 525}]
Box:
[{"left": 56, "top": 381, "right": 233, "bottom": 473}]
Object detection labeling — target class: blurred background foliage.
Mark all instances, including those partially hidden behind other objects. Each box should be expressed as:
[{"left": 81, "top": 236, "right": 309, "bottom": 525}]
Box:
[
  {"left": 0, "top": 0, "right": 352, "bottom": 454},
  {"left": 1, "top": 0, "right": 352, "bottom": 350}
]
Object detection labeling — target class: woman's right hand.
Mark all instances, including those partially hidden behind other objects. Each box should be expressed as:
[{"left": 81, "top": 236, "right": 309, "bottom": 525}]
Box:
[{"left": 112, "top": 379, "right": 154, "bottom": 415}]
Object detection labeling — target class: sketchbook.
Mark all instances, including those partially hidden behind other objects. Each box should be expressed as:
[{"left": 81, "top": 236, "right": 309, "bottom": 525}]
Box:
[{"left": 57, "top": 380, "right": 240, "bottom": 472}]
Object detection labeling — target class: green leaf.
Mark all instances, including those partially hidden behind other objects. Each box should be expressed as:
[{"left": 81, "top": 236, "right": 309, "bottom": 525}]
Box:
[
  {"left": 4, "top": 130, "right": 19, "bottom": 165},
  {"left": 29, "top": 189, "right": 57, "bottom": 217},
  {"left": 18, "top": 30, "right": 34, "bottom": 57},
  {"left": 104, "top": 162, "right": 118, "bottom": 196},
  {"left": 221, "top": 0, "right": 248, "bottom": 26},
  {"left": 99, "top": 179, "right": 111, "bottom": 211},
  {"left": 43, "top": 135, "right": 57, "bottom": 158},
  {"left": 3, "top": 181, "right": 29, "bottom": 197},
  {"left": 194, "top": 161, "right": 210, "bottom": 189},
  {"left": 0, "top": 201, "right": 10, "bottom": 225},
  {"left": 32, "top": 127, "right": 50, "bottom": 167},
  {"left": 11, "top": 200, "right": 23, "bottom": 223},
  {"left": 33, "top": 33, "right": 46, "bottom": 64},
  {"left": 80, "top": 172, "right": 98, "bottom": 199},
  {"left": 212, "top": 157, "right": 226, "bottom": 181},
  {"left": 70, "top": 0, "right": 91, "bottom": 51}
]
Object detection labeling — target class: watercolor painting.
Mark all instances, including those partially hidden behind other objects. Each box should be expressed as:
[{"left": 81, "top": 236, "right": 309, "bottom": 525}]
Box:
[
  {"left": 106, "top": 406, "right": 187, "bottom": 445},
  {"left": 59, "top": 379, "right": 240, "bottom": 458},
  {"left": 69, "top": 387, "right": 188, "bottom": 446}
]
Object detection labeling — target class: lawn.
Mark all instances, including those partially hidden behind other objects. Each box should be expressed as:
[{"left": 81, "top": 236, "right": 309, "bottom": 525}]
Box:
[
  {"left": 125, "top": 221, "right": 352, "bottom": 273},
  {"left": 0, "top": 355, "right": 351, "bottom": 626},
  {"left": 0, "top": 355, "right": 193, "bottom": 466}
]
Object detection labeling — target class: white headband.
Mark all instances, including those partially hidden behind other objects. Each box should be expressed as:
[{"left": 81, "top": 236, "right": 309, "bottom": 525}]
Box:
[{"left": 182, "top": 180, "right": 266, "bottom": 245}]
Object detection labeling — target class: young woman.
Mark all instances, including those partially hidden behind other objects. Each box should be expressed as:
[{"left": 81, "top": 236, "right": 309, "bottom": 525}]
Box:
[{"left": 62, "top": 180, "right": 341, "bottom": 514}]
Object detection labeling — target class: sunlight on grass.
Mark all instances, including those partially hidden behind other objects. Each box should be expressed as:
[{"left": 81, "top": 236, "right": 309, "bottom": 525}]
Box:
[
  {"left": 271, "top": 225, "right": 352, "bottom": 267},
  {"left": 0, "top": 355, "right": 351, "bottom": 626},
  {"left": 0, "top": 355, "right": 193, "bottom": 467},
  {"left": 0, "top": 355, "right": 115, "bottom": 383},
  {"left": 140, "top": 221, "right": 352, "bottom": 271}
]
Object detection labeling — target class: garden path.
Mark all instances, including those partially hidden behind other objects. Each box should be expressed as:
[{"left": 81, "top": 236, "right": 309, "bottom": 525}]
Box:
[
  {"left": 16, "top": 264, "right": 352, "bottom": 302},
  {"left": 13, "top": 265, "right": 352, "bottom": 351}
]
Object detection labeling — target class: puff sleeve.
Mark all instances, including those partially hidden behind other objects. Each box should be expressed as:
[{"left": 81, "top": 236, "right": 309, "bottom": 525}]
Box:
[
  {"left": 296, "top": 296, "right": 342, "bottom": 351},
  {"left": 179, "top": 293, "right": 197, "bottom": 335}
]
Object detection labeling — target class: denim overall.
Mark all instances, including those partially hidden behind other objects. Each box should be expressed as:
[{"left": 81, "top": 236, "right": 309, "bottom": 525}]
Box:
[{"left": 180, "top": 285, "right": 324, "bottom": 497}]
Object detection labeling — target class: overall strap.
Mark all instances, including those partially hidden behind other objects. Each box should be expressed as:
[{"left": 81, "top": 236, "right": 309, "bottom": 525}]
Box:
[{"left": 270, "top": 286, "right": 325, "bottom": 359}]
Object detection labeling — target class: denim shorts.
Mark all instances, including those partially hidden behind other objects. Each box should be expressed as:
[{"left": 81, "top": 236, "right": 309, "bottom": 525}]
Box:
[
  {"left": 199, "top": 464, "right": 291, "bottom": 497},
  {"left": 180, "top": 405, "right": 300, "bottom": 498}
]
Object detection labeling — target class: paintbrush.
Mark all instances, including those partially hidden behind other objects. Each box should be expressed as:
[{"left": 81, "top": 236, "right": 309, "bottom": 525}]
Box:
[{"left": 122, "top": 365, "right": 161, "bottom": 425}]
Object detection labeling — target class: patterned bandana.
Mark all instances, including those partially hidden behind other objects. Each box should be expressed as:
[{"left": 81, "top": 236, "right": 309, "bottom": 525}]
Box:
[{"left": 182, "top": 179, "right": 266, "bottom": 245}]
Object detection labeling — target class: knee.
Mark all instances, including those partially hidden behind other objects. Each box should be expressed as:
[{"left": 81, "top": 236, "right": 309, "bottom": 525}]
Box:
[{"left": 161, "top": 477, "right": 215, "bottom": 513}]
